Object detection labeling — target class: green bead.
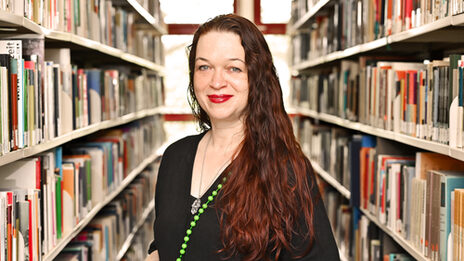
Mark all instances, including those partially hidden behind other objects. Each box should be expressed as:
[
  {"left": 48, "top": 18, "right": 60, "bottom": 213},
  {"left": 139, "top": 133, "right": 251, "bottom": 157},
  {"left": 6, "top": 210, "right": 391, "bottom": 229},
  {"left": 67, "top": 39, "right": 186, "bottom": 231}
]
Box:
[
  {"left": 180, "top": 249, "right": 185, "bottom": 255},
  {"left": 208, "top": 196, "right": 213, "bottom": 201},
  {"left": 199, "top": 208, "right": 204, "bottom": 214},
  {"left": 218, "top": 184, "right": 222, "bottom": 189},
  {"left": 186, "top": 229, "right": 192, "bottom": 235},
  {"left": 190, "top": 221, "right": 196, "bottom": 227},
  {"left": 223, "top": 177, "right": 227, "bottom": 182},
  {"left": 177, "top": 258, "right": 181, "bottom": 261},
  {"left": 212, "top": 191, "right": 217, "bottom": 196},
  {"left": 202, "top": 203, "right": 208, "bottom": 209},
  {"left": 182, "top": 243, "right": 187, "bottom": 249},
  {"left": 184, "top": 236, "right": 190, "bottom": 242},
  {"left": 194, "top": 215, "right": 199, "bottom": 221}
]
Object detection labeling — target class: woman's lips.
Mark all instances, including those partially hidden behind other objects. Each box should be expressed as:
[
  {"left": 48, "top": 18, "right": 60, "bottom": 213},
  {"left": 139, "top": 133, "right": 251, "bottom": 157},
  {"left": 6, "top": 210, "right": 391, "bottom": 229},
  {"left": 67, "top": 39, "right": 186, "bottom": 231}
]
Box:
[{"left": 207, "top": 95, "right": 233, "bottom": 103}]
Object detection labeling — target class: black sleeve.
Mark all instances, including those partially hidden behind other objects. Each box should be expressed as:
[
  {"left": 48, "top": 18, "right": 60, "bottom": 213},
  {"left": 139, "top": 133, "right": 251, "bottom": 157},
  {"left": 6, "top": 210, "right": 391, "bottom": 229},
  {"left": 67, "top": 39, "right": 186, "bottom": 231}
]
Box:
[
  {"left": 280, "top": 174, "right": 340, "bottom": 261},
  {"left": 147, "top": 146, "right": 171, "bottom": 254}
]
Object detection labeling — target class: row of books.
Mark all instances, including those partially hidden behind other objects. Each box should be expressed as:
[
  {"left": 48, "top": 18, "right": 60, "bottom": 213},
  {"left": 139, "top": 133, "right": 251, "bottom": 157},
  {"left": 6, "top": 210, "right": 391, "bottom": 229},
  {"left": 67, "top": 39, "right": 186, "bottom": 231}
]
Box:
[
  {"left": 290, "top": 0, "right": 322, "bottom": 24},
  {"left": 55, "top": 161, "right": 159, "bottom": 261},
  {"left": 322, "top": 186, "right": 414, "bottom": 261},
  {"left": 291, "top": 54, "right": 464, "bottom": 146},
  {"left": 0, "top": 38, "right": 164, "bottom": 155},
  {"left": 0, "top": 116, "right": 164, "bottom": 260},
  {"left": 0, "top": 0, "right": 164, "bottom": 64},
  {"left": 291, "top": 0, "right": 464, "bottom": 65},
  {"left": 121, "top": 212, "right": 155, "bottom": 261},
  {"left": 297, "top": 118, "right": 464, "bottom": 260}
]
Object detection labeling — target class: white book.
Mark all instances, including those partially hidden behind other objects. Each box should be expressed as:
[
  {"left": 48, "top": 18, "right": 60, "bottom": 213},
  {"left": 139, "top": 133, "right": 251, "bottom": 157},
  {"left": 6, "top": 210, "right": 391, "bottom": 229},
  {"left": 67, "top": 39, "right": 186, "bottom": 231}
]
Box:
[
  {"left": 0, "top": 67, "right": 8, "bottom": 154},
  {"left": 45, "top": 49, "right": 73, "bottom": 135},
  {"left": 0, "top": 40, "right": 23, "bottom": 149},
  {"left": 71, "top": 147, "right": 104, "bottom": 207},
  {"left": 13, "top": 0, "right": 24, "bottom": 16},
  {"left": 0, "top": 158, "right": 40, "bottom": 189}
]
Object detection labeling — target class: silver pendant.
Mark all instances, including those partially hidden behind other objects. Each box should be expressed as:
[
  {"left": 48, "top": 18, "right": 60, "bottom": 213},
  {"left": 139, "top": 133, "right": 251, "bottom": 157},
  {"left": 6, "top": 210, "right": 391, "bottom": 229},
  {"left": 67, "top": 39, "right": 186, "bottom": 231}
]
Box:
[{"left": 191, "top": 198, "right": 201, "bottom": 214}]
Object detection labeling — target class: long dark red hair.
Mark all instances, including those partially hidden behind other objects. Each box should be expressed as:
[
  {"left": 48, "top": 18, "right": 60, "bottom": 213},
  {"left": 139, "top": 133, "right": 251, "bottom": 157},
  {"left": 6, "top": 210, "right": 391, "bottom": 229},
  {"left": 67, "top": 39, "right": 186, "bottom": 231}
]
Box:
[{"left": 187, "top": 14, "right": 316, "bottom": 260}]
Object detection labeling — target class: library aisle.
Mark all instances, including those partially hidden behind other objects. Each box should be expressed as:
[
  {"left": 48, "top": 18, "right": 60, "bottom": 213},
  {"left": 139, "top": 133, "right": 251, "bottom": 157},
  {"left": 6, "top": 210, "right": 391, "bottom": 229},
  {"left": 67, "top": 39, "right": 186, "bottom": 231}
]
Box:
[
  {"left": 290, "top": 0, "right": 464, "bottom": 260},
  {"left": 1, "top": 0, "right": 464, "bottom": 260}
]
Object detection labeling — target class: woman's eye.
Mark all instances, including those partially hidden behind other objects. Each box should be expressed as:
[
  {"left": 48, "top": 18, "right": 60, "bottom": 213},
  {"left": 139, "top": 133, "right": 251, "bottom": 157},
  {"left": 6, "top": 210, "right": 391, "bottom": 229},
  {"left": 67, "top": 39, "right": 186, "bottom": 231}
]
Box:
[
  {"left": 198, "top": 65, "right": 209, "bottom": 71},
  {"left": 230, "top": 67, "right": 242, "bottom": 72}
]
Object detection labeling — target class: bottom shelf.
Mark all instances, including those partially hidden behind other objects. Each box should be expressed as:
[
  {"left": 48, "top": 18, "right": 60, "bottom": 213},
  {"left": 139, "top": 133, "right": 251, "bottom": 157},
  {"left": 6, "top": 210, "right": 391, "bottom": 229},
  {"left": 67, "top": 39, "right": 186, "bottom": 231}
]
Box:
[
  {"left": 309, "top": 157, "right": 428, "bottom": 261},
  {"left": 116, "top": 200, "right": 155, "bottom": 260},
  {"left": 359, "top": 209, "right": 428, "bottom": 261},
  {"left": 43, "top": 149, "right": 161, "bottom": 261}
]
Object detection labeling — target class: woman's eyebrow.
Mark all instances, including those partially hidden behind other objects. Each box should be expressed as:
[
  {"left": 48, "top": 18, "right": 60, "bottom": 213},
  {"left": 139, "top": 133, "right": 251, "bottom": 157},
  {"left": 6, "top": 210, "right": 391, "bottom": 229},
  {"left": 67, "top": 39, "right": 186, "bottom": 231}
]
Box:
[{"left": 195, "top": 57, "right": 245, "bottom": 64}]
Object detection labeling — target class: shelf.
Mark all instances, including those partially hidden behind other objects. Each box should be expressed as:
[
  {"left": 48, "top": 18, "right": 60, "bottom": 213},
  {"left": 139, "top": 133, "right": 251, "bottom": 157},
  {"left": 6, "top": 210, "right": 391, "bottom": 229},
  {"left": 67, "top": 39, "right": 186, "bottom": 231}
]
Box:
[
  {"left": 288, "top": 0, "right": 331, "bottom": 34},
  {"left": 42, "top": 146, "right": 165, "bottom": 261},
  {"left": 0, "top": 10, "right": 165, "bottom": 74},
  {"left": 116, "top": 199, "right": 155, "bottom": 260},
  {"left": 293, "top": 13, "right": 464, "bottom": 71},
  {"left": 295, "top": 107, "right": 464, "bottom": 162},
  {"left": 310, "top": 160, "right": 351, "bottom": 199},
  {"left": 360, "top": 209, "right": 428, "bottom": 261},
  {"left": 0, "top": 107, "right": 162, "bottom": 167},
  {"left": 45, "top": 31, "right": 165, "bottom": 74},
  {"left": 126, "top": 0, "right": 167, "bottom": 35}
]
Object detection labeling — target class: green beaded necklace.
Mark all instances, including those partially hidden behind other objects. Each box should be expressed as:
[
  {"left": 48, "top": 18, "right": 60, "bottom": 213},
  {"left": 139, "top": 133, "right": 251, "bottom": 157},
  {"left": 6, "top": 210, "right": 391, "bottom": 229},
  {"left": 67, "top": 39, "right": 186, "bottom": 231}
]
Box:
[{"left": 177, "top": 176, "right": 226, "bottom": 260}]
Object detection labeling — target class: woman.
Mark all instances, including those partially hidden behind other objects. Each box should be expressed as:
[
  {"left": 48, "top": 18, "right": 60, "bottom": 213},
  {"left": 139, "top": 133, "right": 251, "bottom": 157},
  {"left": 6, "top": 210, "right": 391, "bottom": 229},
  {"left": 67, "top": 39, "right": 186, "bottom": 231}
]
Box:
[{"left": 146, "top": 14, "right": 339, "bottom": 261}]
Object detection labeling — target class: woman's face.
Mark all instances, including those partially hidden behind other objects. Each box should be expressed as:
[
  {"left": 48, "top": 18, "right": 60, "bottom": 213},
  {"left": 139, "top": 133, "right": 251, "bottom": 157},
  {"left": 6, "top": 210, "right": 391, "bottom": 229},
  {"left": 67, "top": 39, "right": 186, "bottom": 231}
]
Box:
[{"left": 193, "top": 31, "right": 249, "bottom": 125}]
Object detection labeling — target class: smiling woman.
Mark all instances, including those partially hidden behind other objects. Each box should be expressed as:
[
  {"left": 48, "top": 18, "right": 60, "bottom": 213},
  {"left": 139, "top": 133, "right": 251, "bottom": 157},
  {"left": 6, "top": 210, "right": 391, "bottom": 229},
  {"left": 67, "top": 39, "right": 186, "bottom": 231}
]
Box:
[
  {"left": 193, "top": 31, "right": 249, "bottom": 126},
  {"left": 147, "top": 14, "right": 340, "bottom": 261}
]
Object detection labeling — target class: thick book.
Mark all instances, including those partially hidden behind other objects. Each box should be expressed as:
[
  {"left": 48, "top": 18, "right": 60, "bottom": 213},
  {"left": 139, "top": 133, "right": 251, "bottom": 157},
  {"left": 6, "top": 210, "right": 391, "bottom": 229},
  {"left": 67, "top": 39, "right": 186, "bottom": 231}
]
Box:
[
  {"left": 428, "top": 170, "right": 464, "bottom": 261},
  {"left": 62, "top": 163, "right": 76, "bottom": 234},
  {"left": 69, "top": 147, "right": 104, "bottom": 207},
  {"left": 85, "top": 69, "right": 102, "bottom": 125},
  {"left": 45, "top": 49, "right": 73, "bottom": 136},
  {"left": 0, "top": 158, "right": 41, "bottom": 190},
  {"left": 0, "top": 40, "right": 23, "bottom": 150}
]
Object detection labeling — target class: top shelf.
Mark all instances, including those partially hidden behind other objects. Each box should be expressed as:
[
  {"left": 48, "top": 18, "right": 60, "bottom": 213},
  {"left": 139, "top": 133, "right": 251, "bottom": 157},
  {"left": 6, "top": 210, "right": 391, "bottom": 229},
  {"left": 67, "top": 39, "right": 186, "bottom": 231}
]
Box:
[
  {"left": 0, "top": 7, "right": 165, "bottom": 74},
  {"left": 288, "top": 0, "right": 331, "bottom": 35},
  {"left": 126, "top": 0, "right": 167, "bottom": 35},
  {"left": 293, "top": 13, "right": 464, "bottom": 71}
]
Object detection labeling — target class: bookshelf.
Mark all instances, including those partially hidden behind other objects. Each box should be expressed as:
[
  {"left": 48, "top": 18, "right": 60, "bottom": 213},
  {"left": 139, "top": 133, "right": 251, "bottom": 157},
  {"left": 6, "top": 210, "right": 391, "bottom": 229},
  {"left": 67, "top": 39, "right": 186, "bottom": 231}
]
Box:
[
  {"left": 306, "top": 159, "right": 351, "bottom": 261},
  {"left": 290, "top": 1, "right": 464, "bottom": 260},
  {"left": 0, "top": 107, "right": 163, "bottom": 167},
  {"left": 311, "top": 160, "right": 351, "bottom": 199},
  {"left": 359, "top": 209, "right": 427, "bottom": 261},
  {"left": 126, "top": 0, "right": 167, "bottom": 34},
  {"left": 288, "top": 0, "right": 331, "bottom": 34},
  {"left": 292, "top": 13, "right": 464, "bottom": 71},
  {"left": 0, "top": 14, "right": 164, "bottom": 73},
  {"left": 43, "top": 146, "right": 164, "bottom": 261},
  {"left": 116, "top": 199, "right": 155, "bottom": 260},
  {"left": 0, "top": 0, "right": 166, "bottom": 260},
  {"left": 294, "top": 107, "right": 464, "bottom": 162},
  {"left": 309, "top": 151, "right": 428, "bottom": 260}
]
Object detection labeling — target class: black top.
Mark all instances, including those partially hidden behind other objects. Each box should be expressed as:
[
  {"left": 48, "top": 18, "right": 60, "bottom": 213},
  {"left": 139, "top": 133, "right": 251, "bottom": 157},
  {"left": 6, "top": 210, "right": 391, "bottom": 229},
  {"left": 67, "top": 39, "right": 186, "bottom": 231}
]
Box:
[{"left": 148, "top": 133, "right": 340, "bottom": 260}]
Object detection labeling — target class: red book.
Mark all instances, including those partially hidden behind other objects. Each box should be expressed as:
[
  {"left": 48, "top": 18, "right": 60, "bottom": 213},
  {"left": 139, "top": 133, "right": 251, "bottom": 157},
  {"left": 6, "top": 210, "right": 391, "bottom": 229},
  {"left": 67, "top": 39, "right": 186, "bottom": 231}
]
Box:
[
  {"left": 10, "top": 59, "right": 18, "bottom": 151},
  {"left": 6, "top": 192, "right": 12, "bottom": 261},
  {"left": 28, "top": 196, "right": 33, "bottom": 261},
  {"left": 405, "top": 0, "right": 413, "bottom": 29}
]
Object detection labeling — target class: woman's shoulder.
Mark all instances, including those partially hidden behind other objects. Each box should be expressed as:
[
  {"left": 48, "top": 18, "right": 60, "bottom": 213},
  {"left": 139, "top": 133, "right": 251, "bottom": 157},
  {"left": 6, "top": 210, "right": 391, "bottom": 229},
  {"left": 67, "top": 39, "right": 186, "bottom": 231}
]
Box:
[{"left": 163, "top": 132, "right": 205, "bottom": 157}]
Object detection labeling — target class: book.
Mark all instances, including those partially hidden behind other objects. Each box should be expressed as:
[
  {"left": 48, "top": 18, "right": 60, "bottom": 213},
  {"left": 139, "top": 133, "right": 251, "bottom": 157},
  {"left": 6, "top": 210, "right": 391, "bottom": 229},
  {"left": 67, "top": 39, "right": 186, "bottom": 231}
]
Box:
[
  {"left": 428, "top": 170, "right": 464, "bottom": 261},
  {"left": 45, "top": 48, "right": 73, "bottom": 136}
]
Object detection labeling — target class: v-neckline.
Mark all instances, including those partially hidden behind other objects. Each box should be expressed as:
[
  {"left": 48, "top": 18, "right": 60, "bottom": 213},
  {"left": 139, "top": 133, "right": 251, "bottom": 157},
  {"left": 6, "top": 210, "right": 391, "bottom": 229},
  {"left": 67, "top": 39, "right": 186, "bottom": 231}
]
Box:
[{"left": 187, "top": 131, "right": 229, "bottom": 206}]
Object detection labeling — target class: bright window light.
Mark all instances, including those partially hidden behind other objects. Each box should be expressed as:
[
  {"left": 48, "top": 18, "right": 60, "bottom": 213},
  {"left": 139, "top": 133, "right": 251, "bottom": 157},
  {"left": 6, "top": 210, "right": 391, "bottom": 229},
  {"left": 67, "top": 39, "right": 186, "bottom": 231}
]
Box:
[
  {"left": 160, "top": 0, "right": 234, "bottom": 24},
  {"left": 261, "top": 0, "right": 291, "bottom": 24}
]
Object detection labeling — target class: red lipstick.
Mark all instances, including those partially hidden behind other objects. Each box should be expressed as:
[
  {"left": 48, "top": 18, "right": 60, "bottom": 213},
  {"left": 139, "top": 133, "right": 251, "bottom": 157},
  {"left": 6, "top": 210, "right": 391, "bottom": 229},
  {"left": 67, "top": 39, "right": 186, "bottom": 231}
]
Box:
[{"left": 207, "top": 95, "right": 233, "bottom": 103}]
